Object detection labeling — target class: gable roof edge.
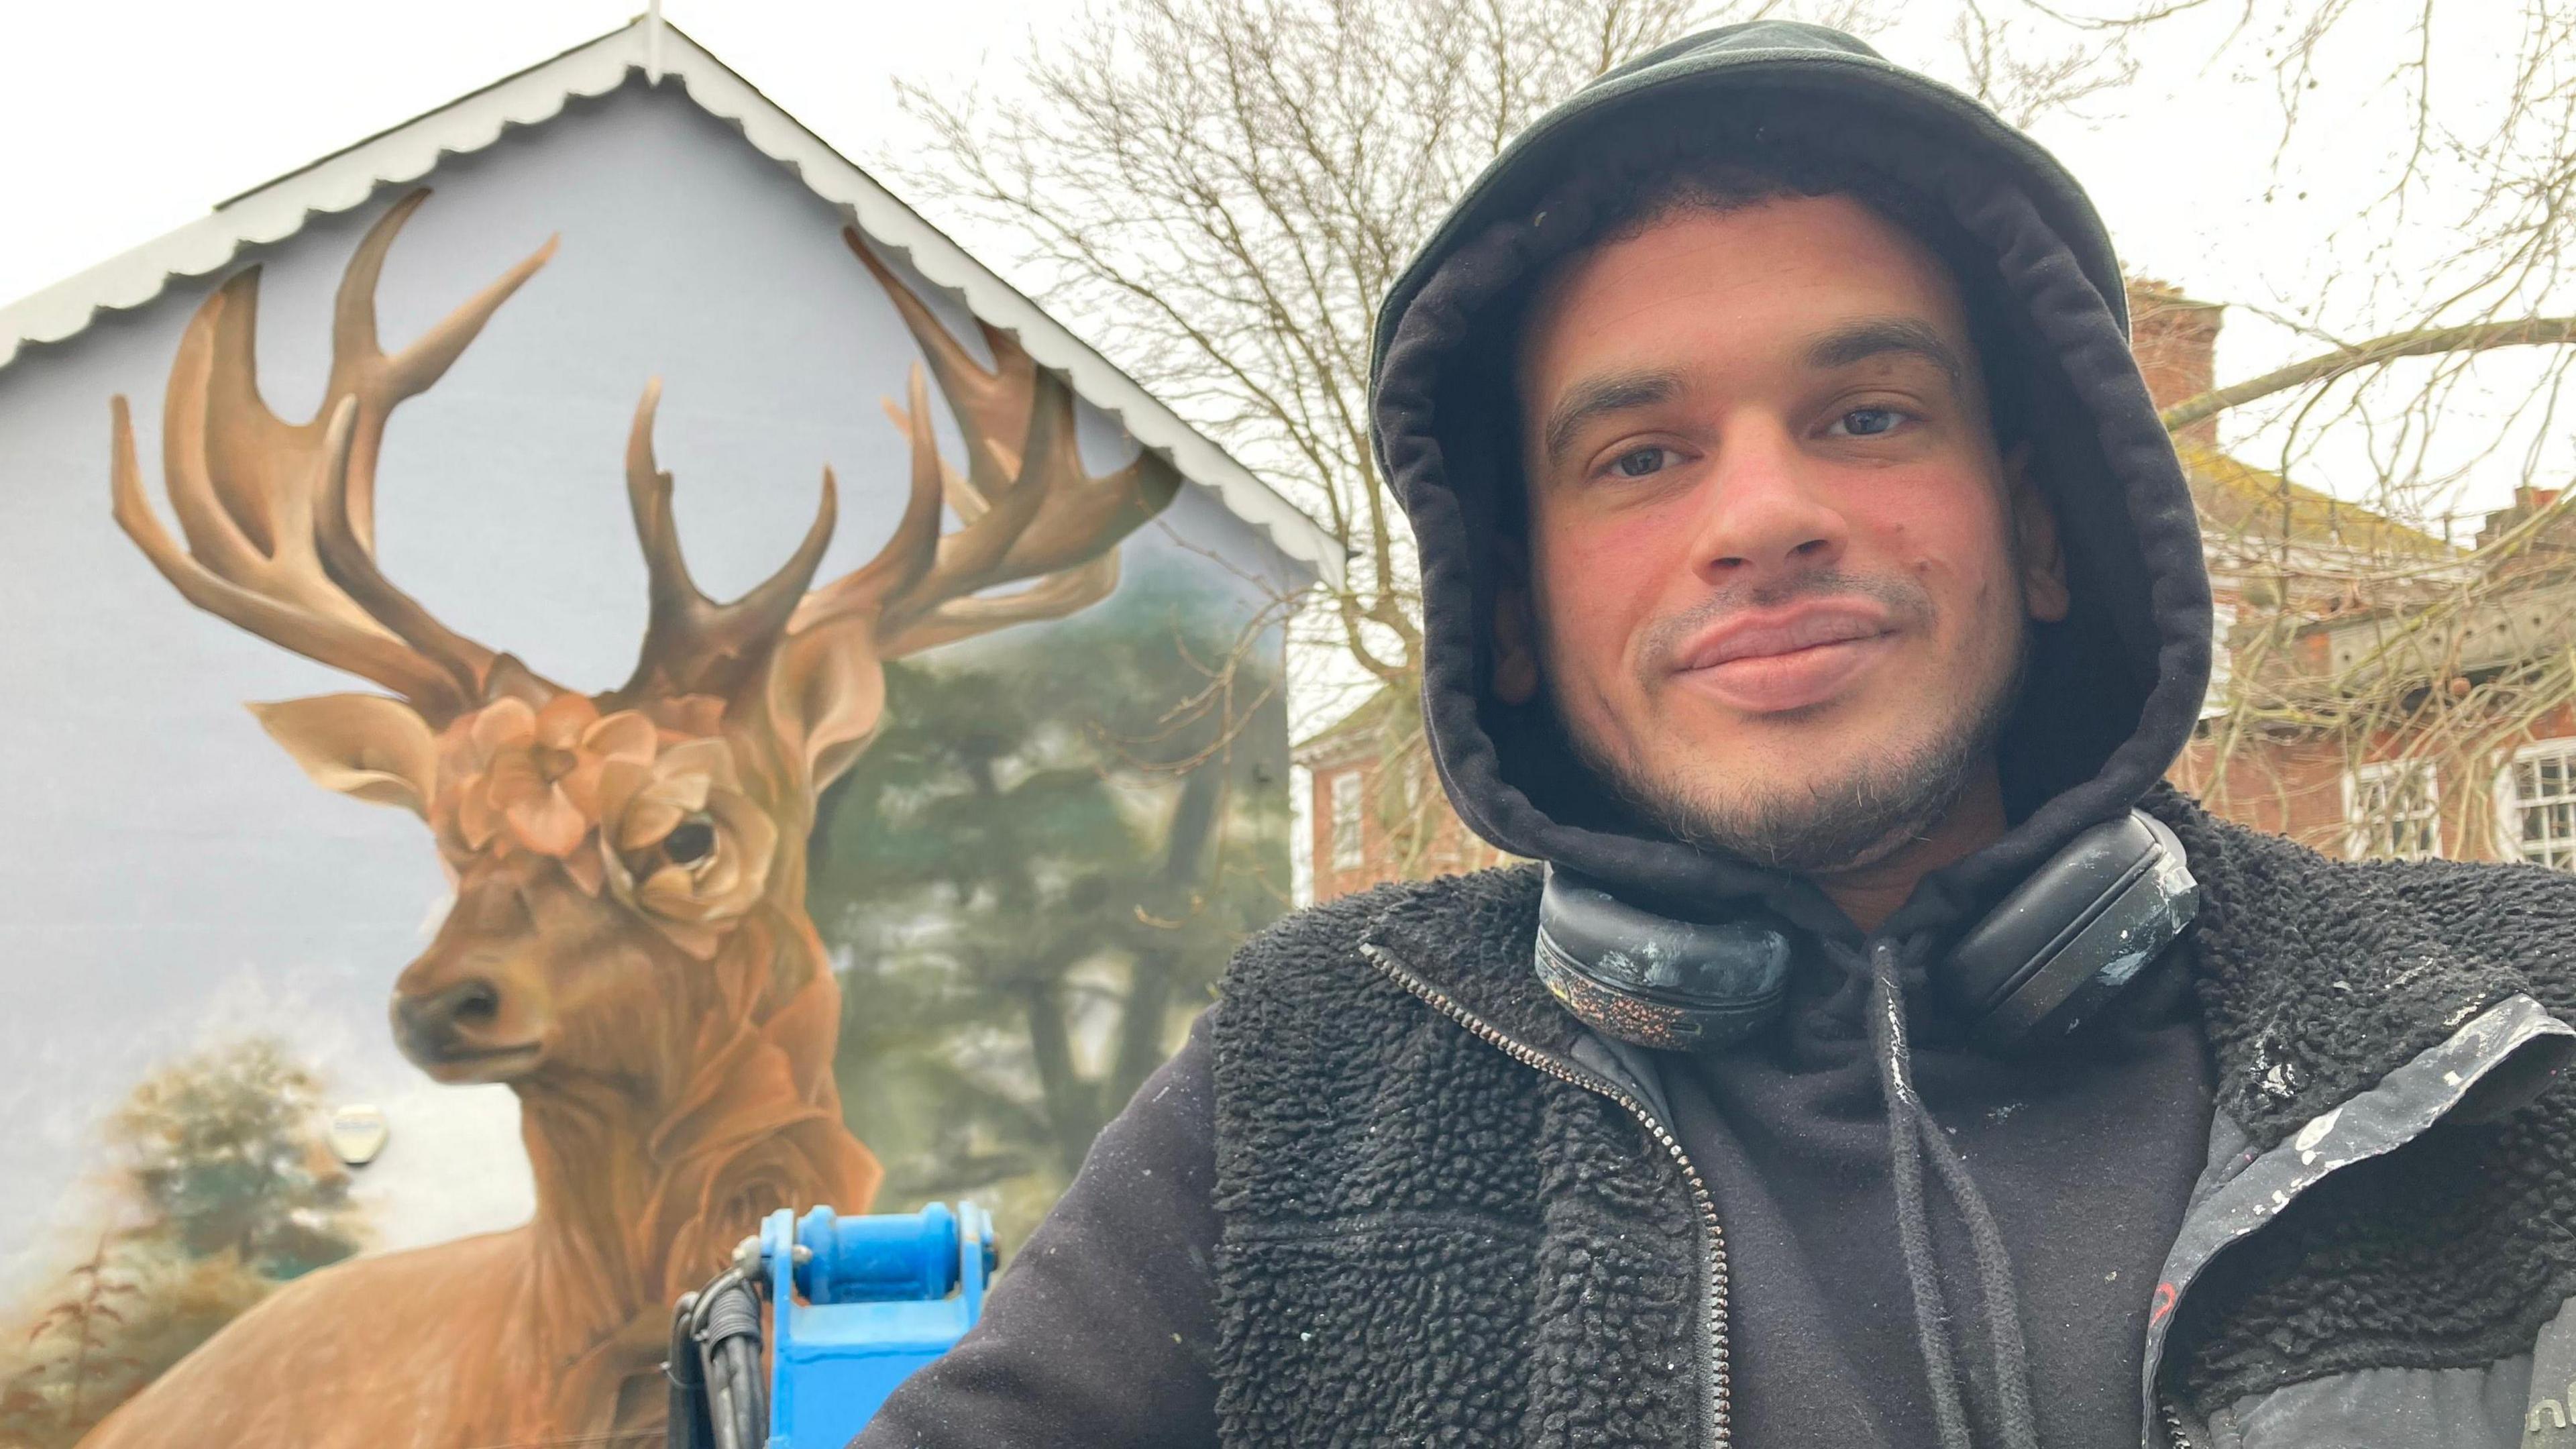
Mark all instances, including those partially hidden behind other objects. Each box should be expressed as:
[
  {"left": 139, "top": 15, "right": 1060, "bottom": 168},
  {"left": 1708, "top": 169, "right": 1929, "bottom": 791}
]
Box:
[
  {"left": 0, "top": 18, "right": 1344, "bottom": 589},
  {"left": 0, "top": 25, "right": 635, "bottom": 371}
]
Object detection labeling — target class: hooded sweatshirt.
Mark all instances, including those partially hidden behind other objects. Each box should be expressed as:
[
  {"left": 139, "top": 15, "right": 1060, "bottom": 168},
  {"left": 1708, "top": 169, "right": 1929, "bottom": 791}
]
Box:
[{"left": 857, "top": 21, "right": 2222, "bottom": 1449}]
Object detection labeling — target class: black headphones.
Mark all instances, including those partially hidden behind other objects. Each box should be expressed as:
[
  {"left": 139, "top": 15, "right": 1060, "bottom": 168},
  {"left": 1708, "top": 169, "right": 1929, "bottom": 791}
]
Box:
[{"left": 1534, "top": 809, "right": 2199, "bottom": 1053}]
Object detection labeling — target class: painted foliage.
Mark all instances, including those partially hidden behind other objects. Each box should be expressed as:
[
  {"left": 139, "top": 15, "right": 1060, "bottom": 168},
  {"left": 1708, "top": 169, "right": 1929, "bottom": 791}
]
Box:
[{"left": 0, "top": 82, "right": 1293, "bottom": 1449}]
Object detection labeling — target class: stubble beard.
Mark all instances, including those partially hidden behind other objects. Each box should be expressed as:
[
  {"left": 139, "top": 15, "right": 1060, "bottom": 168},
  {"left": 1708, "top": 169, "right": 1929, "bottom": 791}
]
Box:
[{"left": 1549, "top": 592, "right": 2027, "bottom": 875}]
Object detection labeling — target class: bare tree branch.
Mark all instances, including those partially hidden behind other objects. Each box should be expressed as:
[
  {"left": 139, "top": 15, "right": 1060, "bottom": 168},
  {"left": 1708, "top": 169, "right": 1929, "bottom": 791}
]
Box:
[
  {"left": 886, "top": 0, "right": 1736, "bottom": 867},
  {"left": 2163, "top": 317, "right": 2576, "bottom": 432}
]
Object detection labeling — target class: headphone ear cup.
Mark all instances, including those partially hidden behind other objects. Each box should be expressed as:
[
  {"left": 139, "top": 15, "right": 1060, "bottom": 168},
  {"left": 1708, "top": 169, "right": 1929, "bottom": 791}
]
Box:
[
  {"left": 1534, "top": 928, "right": 1788, "bottom": 1050},
  {"left": 1534, "top": 866, "right": 1794, "bottom": 1052},
  {"left": 1945, "top": 810, "right": 2198, "bottom": 1051}
]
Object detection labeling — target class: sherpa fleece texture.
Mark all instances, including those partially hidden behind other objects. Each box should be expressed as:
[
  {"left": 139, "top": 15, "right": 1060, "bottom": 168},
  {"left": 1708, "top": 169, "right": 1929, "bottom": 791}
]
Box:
[
  {"left": 1207, "top": 792, "right": 2576, "bottom": 1442},
  {"left": 1210, "top": 869, "right": 1705, "bottom": 1447},
  {"left": 2147, "top": 794, "right": 2576, "bottom": 1410}
]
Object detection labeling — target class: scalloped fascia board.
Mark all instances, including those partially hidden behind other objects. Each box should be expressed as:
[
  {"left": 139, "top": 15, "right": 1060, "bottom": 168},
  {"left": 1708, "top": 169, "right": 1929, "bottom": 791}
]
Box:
[{"left": 0, "top": 18, "right": 1342, "bottom": 588}]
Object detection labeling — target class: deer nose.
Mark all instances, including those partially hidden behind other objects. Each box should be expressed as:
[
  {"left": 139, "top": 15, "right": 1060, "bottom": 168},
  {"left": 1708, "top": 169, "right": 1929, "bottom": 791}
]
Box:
[{"left": 392, "top": 978, "right": 509, "bottom": 1066}]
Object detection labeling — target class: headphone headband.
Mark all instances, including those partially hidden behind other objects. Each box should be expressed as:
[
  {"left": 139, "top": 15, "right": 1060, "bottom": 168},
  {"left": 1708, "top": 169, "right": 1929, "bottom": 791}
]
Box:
[{"left": 1533, "top": 810, "right": 2198, "bottom": 1053}]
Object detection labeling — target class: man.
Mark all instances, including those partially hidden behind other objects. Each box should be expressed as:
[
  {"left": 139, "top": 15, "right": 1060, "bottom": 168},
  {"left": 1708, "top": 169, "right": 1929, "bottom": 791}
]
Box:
[{"left": 857, "top": 21, "right": 2576, "bottom": 1449}]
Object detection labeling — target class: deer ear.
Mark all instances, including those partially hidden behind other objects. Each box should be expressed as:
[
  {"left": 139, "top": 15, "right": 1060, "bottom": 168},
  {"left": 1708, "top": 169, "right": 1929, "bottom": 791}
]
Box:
[
  {"left": 247, "top": 694, "right": 441, "bottom": 816},
  {"left": 765, "top": 627, "right": 887, "bottom": 793}
]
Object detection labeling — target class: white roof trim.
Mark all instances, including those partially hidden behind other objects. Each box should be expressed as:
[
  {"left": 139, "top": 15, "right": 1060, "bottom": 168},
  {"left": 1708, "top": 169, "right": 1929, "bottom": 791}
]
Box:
[{"left": 0, "top": 19, "right": 1342, "bottom": 587}]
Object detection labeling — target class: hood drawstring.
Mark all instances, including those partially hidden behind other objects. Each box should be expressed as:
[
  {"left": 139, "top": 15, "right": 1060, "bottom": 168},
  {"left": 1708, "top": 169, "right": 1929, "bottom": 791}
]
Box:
[{"left": 1836, "top": 935, "right": 2042, "bottom": 1449}]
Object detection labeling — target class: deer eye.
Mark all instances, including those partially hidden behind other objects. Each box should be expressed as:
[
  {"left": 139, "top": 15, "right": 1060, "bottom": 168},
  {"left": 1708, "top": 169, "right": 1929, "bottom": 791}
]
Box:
[{"left": 661, "top": 818, "right": 718, "bottom": 867}]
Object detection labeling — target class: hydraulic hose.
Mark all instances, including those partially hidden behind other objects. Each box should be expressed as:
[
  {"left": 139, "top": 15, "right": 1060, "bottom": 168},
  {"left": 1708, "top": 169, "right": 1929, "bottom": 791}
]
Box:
[
  {"left": 666, "top": 1263, "right": 769, "bottom": 1449},
  {"left": 667, "top": 1289, "right": 714, "bottom": 1449}
]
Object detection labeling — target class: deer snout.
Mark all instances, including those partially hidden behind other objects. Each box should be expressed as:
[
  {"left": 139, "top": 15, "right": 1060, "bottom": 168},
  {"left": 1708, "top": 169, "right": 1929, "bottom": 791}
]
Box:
[{"left": 392, "top": 969, "right": 547, "bottom": 1083}]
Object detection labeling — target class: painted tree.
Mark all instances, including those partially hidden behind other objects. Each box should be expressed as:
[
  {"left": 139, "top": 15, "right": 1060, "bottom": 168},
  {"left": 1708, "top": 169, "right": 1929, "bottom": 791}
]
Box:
[
  {"left": 105, "top": 1040, "right": 365, "bottom": 1280},
  {"left": 809, "top": 562, "right": 1289, "bottom": 1244},
  {"left": 0, "top": 1039, "right": 366, "bottom": 1449}
]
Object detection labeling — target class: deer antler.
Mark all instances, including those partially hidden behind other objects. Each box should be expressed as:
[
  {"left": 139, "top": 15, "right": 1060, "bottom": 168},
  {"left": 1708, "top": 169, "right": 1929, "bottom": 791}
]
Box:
[
  {"left": 110, "top": 189, "right": 557, "bottom": 723},
  {"left": 792, "top": 231, "right": 1183, "bottom": 659},
  {"left": 612, "top": 380, "right": 840, "bottom": 702}
]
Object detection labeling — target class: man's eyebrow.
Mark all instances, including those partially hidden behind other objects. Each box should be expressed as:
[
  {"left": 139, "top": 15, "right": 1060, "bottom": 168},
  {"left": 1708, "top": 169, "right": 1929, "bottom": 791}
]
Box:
[
  {"left": 1804, "top": 317, "right": 1966, "bottom": 384},
  {"left": 1539, "top": 369, "right": 1682, "bottom": 468}
]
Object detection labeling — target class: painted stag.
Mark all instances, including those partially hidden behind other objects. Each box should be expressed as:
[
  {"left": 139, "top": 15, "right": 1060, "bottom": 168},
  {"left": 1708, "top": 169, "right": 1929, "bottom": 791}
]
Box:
[{"left": 79, "top": 189, "right": 1177, "bottom": 1448}]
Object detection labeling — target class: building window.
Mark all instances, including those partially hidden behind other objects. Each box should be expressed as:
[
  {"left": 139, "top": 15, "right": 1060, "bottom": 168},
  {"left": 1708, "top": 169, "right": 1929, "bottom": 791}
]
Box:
[
  {"left": 2345, "top": 759, "right": 2440, "bottom": 861},
  {"left": 1330, "top": 769, "right": 1366, "bottom": 871},
  {"left": 2502, "top": 743, "right": 2576, "bottom": 870}
]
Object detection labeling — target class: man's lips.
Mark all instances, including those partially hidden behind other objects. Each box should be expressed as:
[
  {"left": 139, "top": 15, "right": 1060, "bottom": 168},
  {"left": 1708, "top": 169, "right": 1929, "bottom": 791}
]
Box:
[
  {"left": 1670, "top": 603, "right": 1898, "bottom": 713},
  {"left": 1676, "top": 604, "right": 1895, "bottom": 669}
]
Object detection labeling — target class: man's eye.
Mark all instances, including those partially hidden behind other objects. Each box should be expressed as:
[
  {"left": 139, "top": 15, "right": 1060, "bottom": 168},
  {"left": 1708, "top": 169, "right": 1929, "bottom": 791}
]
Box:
[
  {"left": 1831, "top": 407, "right": 1906, "bottom": 438},
  {"left": 1609, "top": 446, "right": 1670, "bottom": 478}
]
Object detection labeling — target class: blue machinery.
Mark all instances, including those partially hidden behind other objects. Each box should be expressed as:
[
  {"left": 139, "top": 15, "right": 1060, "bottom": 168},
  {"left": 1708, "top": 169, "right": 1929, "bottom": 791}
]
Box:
[{"left": 667, "top": 1202, "right": 996, "bottom": 1449}]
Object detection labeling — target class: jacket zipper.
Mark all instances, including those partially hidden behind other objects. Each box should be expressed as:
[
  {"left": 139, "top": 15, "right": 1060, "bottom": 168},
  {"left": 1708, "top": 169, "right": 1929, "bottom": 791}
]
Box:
[
  {"left": 2158, "top": 1397, "right": 2196, "bottom": 1448},
  {"left": 1359, "top": 941, "right": 1733, "bottom": 1448}
]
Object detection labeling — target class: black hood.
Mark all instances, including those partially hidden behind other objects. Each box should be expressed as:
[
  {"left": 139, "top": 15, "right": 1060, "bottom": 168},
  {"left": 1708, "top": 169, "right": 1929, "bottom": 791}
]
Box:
[{"left": 1368, "top": 19, "right": 2212, "bottom": 943}]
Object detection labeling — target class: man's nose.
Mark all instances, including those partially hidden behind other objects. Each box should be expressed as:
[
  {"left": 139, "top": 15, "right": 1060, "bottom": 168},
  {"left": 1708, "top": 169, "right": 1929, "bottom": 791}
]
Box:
[{"left": 1686, "top": 425, "right": 1847, "bottom": 581}]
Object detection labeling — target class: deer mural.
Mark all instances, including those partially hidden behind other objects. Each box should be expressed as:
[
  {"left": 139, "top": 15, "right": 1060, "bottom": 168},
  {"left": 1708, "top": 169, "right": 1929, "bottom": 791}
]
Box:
[{"left": 77, "top": 189, "right": 1178, "bottom": 1449}]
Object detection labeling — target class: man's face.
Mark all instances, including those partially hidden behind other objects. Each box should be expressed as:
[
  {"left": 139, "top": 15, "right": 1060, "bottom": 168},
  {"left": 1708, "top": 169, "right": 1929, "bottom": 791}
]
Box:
[{"left": 1500, "top": 193, "right": 2069, "bottom": 872}]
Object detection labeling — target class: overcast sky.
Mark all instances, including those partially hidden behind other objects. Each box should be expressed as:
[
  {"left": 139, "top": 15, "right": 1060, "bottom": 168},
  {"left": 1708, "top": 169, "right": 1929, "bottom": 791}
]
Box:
[{"left": 4, "top": 0, "right": 2559, "bottom": 523}]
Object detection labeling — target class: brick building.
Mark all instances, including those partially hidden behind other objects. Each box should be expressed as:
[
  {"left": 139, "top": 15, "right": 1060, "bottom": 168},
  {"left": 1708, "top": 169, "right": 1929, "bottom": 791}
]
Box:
[
  {"left": 2143, "top": 282, "right": 2576, "bottom": 867},
  {"left": 1301, "top": 280, "right": 2576, "bottom": 898},
  {"left": 1298, "top": 686, "right": 1510, "bottom": 900},
  {"left": 2174, "top": 480, "right": 2576, "bottom": 865}
]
